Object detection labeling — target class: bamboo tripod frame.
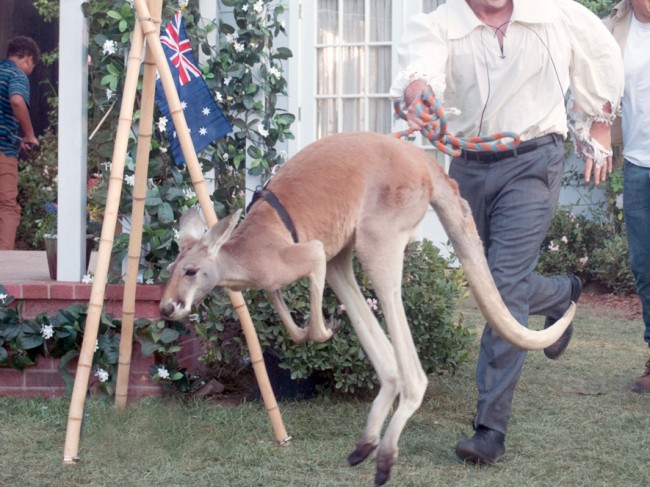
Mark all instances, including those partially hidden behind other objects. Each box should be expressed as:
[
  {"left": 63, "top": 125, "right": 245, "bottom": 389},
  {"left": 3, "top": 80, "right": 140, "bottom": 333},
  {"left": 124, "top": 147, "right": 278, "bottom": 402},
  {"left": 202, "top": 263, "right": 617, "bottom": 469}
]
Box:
[{"left": 63, "top": 0, "right": 290, "bottom": 464}]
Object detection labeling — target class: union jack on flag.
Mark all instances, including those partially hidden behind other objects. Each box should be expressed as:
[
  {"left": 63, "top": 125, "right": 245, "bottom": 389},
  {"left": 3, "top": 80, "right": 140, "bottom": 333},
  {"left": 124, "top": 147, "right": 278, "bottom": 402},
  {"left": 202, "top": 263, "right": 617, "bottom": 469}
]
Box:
[
  {"left": 155, "top": 11, "right": 232, "bottom": 166},
  {"left": 160, "top": 11, "right": 201, "bottom": 85}
]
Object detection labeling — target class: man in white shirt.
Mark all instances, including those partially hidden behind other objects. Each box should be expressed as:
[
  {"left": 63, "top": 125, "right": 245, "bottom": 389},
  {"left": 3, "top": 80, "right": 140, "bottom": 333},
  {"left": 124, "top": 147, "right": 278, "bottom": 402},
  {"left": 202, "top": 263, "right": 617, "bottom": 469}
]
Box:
[
  {"left": 604, "top": 0, "right": 650, "bottom": 394},
  {"left": 391, "top": 0, "right": 623, "bottom": 464}
]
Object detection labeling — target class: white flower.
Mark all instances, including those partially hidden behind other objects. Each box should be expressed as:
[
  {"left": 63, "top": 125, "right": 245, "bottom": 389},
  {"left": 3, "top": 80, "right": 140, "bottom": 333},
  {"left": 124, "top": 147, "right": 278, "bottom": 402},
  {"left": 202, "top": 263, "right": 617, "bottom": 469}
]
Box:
[
  {"left": 41, "top": 324, "right": 54, "bottom": 340},
  {"left": 178, "top": 0, "right": 188, "bottom": 8},
  {"left": 548, "top": 241, "right": 559, "bottom": 252},
  {"left": 258, "top": 123, "right": 269, "bottom": 138},
  {"left": 81, "top": 273, "right": 94, "bottom": 284},
  {"left": 254, "top": 1, "right": 264, "bottom": 13},
  {"left": 233, "top": 41, "right": 245, "bottom": 53},
  {"left": 157, "top": 115, "right": 168, "bottom": 132},
  {"left": 241, "top": 4, "right": 249, "bottom": 12},
  {"left": 145, "top": 279, "right": 154, "bottom": 285},
  {"left": 0, "top": 293, "right": 7, "bottom": 303},
  {"left": 278, "top": 151, "right": 287, "bottom": 161},
  {"left": 173, "top": 228, "right": 180, "bottom": 240},
  {"left": 157, "top": 366, "right": 170, "bottom": 380},
  {"left": 106, "top": 88, "right": 113, "bottom": 101},
  {"left": 616, "top": 193, "right": 624, "bottom": 209},
  {"left": 101, "top": 161, "right": 112, "bottom": 172},
  {"left": 183, "top": 187, "right": 196, "bottom": 200},
  {"left": 215, "top": 91, "right": 223, "bottom": 103},
  {"left": 224, "top": 77, "right": 232, "bottom": 86},
  {"left": 268, "top": 66, "right": 282, "bottom": 79},
  {"left": 366, "top": 298, "right": 378, "bottom": 311},
  {"left": 579, "top": 256, "right": 589, "bottom": 265},
  {"left": 95, "top": 368, "right": 109, "bottom": 383},
  {"left": 280, "top": 19, "right": 286, "bottom": 29},
  {"left": 561, "top": 236, "right": 568, "bottom": 244},
  {"left": 188, "top": 313, "right": 200, "bottom": 322},
  {"left": 225, "top": 33, "right": 238, "bottom": 43},
  {"left": 94, "top": 340, "right": 99, "bottom": 352},
  {"left": 124, "top": 174, "right": 135, "bottom": 186},
  {"left": 223, "top": 153, "right": 229, "bottom": 161},
  {"left": 102, "top": 39, "right": 117, "bottom": 56}
]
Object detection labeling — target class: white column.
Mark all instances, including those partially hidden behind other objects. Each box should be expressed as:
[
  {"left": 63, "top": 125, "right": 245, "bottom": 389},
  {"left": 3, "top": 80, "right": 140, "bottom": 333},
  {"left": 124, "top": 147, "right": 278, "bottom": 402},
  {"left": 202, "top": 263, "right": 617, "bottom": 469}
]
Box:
[{"left": 57, "top": 0, "right": 89, "bottom": 281}]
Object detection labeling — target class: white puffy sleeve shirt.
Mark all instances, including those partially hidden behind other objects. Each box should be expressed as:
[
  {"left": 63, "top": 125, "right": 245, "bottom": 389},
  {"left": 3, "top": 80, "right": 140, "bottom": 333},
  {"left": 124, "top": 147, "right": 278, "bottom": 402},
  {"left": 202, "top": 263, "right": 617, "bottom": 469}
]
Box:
[{"left": 390, "top": 0, "right": 624, "bottom": 161}]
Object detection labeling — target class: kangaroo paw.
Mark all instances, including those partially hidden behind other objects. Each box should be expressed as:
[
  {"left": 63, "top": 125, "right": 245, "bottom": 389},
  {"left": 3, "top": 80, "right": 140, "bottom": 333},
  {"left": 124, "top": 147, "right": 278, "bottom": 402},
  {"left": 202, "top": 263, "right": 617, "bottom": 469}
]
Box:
[{"left": 347, "top": 441, "right": 376, "bottom": 467}]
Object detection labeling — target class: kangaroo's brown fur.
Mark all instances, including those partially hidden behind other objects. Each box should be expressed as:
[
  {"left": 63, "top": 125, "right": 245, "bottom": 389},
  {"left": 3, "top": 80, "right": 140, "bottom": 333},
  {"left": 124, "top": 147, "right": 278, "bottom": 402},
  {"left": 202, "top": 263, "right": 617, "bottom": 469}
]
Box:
[{"left": 160, "top": 132, "right": 574, "bottom": 486}]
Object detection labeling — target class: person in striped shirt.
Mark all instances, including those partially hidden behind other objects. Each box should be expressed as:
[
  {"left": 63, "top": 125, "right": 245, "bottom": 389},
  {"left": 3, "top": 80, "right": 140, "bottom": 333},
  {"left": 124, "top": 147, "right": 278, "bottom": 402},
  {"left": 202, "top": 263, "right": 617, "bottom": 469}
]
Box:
[{"left": 0, "top": 36, "right": 40, "bottom": 250}]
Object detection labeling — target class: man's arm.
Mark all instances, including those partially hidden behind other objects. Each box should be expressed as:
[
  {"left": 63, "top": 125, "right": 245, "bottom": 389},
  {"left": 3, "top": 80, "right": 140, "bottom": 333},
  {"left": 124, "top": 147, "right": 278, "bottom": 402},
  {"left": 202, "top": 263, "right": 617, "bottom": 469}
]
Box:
[{"left": 9, "top": 93, "right": 39, "bottom": 151}]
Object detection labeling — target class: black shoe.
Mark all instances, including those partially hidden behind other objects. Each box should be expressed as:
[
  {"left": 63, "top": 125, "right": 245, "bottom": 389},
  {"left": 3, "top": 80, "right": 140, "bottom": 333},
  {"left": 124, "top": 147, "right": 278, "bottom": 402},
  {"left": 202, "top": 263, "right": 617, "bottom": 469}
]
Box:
[
  {"left": 543, "top": 274, "right": 583, "bottom": 360},
  {"left": 455, "top": 426, "right": 505, "bottom": 465}
]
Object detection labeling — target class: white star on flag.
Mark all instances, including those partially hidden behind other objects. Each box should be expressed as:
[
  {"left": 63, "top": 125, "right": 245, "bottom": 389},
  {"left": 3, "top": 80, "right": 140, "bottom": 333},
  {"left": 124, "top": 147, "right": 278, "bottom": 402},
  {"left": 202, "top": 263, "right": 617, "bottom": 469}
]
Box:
[
  {"left": 199, "top": 127, "right": 208, "bottom": 136},
  {"left": 181, "top": 100, "right": 187, "bottom": 110},
  {"left": 202, "top": 107, "right": 211, "bottom": 116}
]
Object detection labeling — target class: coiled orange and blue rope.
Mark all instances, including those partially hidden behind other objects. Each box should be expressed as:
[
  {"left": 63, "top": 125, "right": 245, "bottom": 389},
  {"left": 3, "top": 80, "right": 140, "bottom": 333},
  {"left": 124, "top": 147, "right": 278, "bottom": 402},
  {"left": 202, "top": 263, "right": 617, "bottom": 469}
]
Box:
[{"left": 393, "top": 90, "right": 521, "bottom": 157}]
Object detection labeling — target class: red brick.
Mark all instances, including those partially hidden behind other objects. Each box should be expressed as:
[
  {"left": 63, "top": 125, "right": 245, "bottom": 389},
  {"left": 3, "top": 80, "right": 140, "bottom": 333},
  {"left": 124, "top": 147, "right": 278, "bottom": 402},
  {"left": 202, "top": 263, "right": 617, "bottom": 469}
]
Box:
[
  {"left": 4, "top": 283, "right": 23, "bottom": 298},
  {"left": 50, "top": 283, "right": 75, "bottom": 300},
  {"left": 21, "top": 283, "right": 51, "bottom": 299},
  {"left": 24, "top": 369, "right": 66, "bottom": 388},
  {"left": 0, "top": 368, "right": 25, "bottom": 387},
  {"left": 135, "top": 284, "right": 164, "bottom": 301}
]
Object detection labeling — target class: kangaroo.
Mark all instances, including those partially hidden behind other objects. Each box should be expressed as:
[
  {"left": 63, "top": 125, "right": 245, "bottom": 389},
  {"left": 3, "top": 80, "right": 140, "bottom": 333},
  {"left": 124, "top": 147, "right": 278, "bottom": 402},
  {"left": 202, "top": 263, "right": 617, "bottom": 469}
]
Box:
[{"left": 160, "top": 131, "right": 575, "bottom": 486}]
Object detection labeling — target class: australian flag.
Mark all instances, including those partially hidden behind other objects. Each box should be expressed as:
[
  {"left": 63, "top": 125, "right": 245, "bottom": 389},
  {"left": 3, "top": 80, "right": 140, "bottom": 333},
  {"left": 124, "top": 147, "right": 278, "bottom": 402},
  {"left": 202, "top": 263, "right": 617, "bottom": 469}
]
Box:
[{"left": 155, "top": 11, "right": 232, "bottom": 165}]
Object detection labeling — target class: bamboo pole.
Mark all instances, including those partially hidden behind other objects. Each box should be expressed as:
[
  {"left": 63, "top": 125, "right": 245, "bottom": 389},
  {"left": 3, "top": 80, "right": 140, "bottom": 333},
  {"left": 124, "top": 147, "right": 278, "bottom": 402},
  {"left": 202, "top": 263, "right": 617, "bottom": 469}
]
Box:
[
  {"left": 133, "top": 0, "right": 291, "bottom": 444},
  {"left": 114, "top": 0, "right": 162, "bottom": 410},
  {"left": 63, "top": 10, "right": 146, "bottom": 464}
]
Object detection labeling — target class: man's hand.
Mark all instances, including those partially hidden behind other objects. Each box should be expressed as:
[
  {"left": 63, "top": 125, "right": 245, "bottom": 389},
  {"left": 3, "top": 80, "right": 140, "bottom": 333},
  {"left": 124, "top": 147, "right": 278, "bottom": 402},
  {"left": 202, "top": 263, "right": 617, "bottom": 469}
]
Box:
[
  {"left": 584, "top": 118, "right": 613, "bottom": 186},
  {"left": 20, "top": 134, "right": 39, "bottom": 152},
  {"left": 403, "top": 79, "right": 433, "bottom": 131}
]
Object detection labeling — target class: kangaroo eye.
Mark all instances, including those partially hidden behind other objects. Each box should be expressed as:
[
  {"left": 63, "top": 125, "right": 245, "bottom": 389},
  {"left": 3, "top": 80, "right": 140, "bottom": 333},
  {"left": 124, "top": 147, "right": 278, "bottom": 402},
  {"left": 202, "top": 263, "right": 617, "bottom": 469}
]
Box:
[{"left": 184, "top": 268, "right": 198, "bottom": 277}]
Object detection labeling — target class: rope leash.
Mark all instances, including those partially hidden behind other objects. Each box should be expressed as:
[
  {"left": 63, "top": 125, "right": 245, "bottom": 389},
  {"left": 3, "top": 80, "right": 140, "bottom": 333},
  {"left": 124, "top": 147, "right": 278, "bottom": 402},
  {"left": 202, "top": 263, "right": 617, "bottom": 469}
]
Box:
[{"left": 393, "top": 90, "right": 521, "bottom": 157}]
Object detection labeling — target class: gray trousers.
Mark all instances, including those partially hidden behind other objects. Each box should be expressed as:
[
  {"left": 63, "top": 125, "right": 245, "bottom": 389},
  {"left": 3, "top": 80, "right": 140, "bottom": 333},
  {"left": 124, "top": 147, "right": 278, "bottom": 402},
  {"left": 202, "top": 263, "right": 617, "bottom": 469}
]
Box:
[{"left": 449, "top": 140, "right": 573, "bottom": 435}]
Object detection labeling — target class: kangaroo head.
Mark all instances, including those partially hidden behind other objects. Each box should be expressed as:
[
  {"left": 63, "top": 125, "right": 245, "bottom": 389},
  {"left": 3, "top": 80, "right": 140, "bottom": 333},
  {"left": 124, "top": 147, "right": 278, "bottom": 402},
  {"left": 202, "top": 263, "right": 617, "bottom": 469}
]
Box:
[{"left": 160, "top": 208, "right": 242, "bottom": 320}]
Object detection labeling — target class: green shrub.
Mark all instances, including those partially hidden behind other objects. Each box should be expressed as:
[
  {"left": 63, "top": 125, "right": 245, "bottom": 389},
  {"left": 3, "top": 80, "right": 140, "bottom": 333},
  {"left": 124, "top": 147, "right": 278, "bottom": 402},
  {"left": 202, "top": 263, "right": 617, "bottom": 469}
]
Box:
[
  {"left": 192, "top": 240, "right": 472, "bottom": 395},
  {"left": 590, "top": 233, "right": 636, "bottom": 295}
]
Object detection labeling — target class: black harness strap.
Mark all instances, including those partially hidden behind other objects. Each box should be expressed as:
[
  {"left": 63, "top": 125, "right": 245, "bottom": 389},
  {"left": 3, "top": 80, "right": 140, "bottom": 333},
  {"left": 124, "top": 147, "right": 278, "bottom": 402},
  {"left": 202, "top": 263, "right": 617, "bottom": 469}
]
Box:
[{"left": 246, "top": 188, "right": 299, "bottom": 243}]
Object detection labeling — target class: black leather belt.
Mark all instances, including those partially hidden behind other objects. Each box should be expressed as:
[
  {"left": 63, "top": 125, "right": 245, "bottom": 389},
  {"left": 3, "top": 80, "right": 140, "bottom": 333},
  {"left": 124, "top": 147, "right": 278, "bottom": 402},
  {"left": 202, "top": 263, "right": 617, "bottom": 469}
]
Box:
[{"left": 460, "top": 133, "right": 563, "bottom": 162}]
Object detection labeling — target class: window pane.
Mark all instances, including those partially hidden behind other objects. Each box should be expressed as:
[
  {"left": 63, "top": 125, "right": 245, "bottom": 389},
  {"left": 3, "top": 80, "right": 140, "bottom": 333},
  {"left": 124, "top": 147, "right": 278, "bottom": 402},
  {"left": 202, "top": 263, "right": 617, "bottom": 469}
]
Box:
[
  {"left": 342, "top": 46, "right": 364, "bottom": 95},
  {"left": 343, "top": 98, "right": 364, "bottom": 131},
  {"left": 317, "top": 47, "right": 337, "bottom": 95},
  {"left": 369, "top": 98, "right": 392, "bottom": 133},
  {"left": 317, "top": 0, "right": 338, "bottom": 44},
  {"left": 343, "top": 0, "right": 364, "bottom": 43},
  {"left": 317, "top": 98, "right": 338, "bottom": 138},
  {"left": 368, "top": 46, "right": 391, "bottom": 93},
  {"left": 370, "top": 0, "right": 392, "bottom": 42}
]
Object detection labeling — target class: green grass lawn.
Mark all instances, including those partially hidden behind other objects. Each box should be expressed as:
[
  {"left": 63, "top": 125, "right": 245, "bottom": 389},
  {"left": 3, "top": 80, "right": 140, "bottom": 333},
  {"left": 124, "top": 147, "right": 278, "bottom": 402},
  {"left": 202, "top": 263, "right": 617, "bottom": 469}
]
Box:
[{"left": 1, "top": 297, "right": 649, "bottom": 487}]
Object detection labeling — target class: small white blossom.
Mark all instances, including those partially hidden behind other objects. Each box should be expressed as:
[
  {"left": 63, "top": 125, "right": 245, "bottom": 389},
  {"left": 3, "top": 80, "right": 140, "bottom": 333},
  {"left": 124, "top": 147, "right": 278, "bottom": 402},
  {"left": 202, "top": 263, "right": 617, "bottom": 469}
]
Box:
[
  {"left": 254, "top": 1, "right": 264, "bottom": 13},
  {"left": 268, "top": 66, "right": 282, "bottom": 79},
  {"left": 102, "top": 161, "right": 112, "bottom": 172},
  {"left": 124, "top": 174, "right": 135, "bottom": 186},
  {"left": 0, "top": 293, "right": 7, "bottom": 303},
  {"left": 616, "top": 193, "right": 624, "bottom": 209},
  {"left": 95, "top": 368, "right": 109, "bottom": 383},
  {"left": 157, "top": 366, "right": 170, "bottom": 380},
  {"left": 280, "top": 19, "right": 286, "bottom": 29},
  {"left": 561, "top": 236, "right": 568, "bottom": 244},
  {"left": 225, "top": 33, "right": 238, "bottom": 43},
  {"left": 233, "top": 41, "right": 245, "bottom": 53},
  {"left": 173, "top": 228, "right": 180, "bottom": 240},
  {"left": 258, "top": 123, "right": 269, "bottom": 138},
  {"left": 579, "top": 256, "right": 589, "bottom": 265},
  {"left": 145, "top": 278, "right": 154, "bottom": 285},
  {"left": 157, "top": 115, "right": 168, "bottom": 132},
  {"left": 224, "top": 76, "right": 232, "bottom": 86},
  {"left": 106, "top": 88, "right": 113, "bottom": 101},
  {"left": 160, "top": 146, "right": 168, "bottom": 153},
  {"left": 178, "top": 0, "right": 188, "bottom": 8},
  {"left": 183, "top": 187, "right": 196, "bottom": 200},
  {"left": 102, "top": 39, "right": 117, "bottom": 56},
  {"left": 241, "top": 4, "right": 249, "bottom": 12},
  {"left": 215, "top": 91, "right": 223, "bottom": 103},
  {"left": 548, "top": 241, "right": 559, "bottom": 252},
  {"left": 81, "top": 273, "right": 94, "bottom": 284},
  {"left": 366, "top": 298, "right": 378, "bottom": 311},
  {"left": 188, "top": 313, "right": 200, "bottom": 322},
  {"left": 41, "top": 324, "right": 54, "bottom": 340},
  {"left": 223, "top": 153, "right": 229, "bottom": 161},
  {"left": 94, "top": 340, "right": 99, "bottom": 352}
]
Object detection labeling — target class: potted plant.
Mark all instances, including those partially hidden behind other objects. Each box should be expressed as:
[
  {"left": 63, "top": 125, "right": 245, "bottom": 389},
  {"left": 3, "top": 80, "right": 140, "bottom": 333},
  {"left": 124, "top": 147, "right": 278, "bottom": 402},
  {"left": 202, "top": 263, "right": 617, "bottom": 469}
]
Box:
[{"left": 35, "top": 202, "right": 96, "bottom": 280}]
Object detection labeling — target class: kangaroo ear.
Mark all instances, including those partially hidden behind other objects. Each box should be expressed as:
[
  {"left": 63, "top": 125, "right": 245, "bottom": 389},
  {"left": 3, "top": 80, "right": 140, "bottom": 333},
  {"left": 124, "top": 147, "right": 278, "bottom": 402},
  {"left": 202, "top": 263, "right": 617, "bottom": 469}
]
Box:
[
  {"left": 204, "top": 209, "right": 242, "bottom": 258},
  {"left": 178, "top": 208, "right": 206, "bottom": 252}
]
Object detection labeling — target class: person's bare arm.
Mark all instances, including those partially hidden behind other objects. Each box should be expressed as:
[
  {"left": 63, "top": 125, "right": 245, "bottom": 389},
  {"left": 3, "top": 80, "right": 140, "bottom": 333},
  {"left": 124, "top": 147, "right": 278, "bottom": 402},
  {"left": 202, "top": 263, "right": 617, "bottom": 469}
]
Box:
[{"left": 10, "top": 94, "right": 38, "bottom": 151}]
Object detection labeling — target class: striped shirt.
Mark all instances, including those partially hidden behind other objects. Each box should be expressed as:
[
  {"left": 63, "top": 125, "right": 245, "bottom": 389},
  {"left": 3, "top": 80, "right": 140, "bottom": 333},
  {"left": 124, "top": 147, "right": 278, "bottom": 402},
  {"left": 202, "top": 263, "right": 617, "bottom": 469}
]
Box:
[{"left": 0, "top": 59, "right": 31, "bottom": 157}]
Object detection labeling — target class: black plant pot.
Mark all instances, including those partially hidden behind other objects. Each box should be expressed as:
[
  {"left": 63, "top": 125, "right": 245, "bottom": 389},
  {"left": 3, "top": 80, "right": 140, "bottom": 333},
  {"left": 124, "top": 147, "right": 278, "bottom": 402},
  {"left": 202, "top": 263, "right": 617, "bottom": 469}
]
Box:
[{"left": 252, "top": 350, "right": 320, "bottom": 401}]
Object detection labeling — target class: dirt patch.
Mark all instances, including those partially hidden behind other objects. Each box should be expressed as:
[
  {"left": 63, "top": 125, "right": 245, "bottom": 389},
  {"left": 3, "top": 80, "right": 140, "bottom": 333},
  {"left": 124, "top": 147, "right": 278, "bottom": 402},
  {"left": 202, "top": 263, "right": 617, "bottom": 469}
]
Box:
[{"left": 580, "top": 283, "right": 642, "bottom": 321}]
